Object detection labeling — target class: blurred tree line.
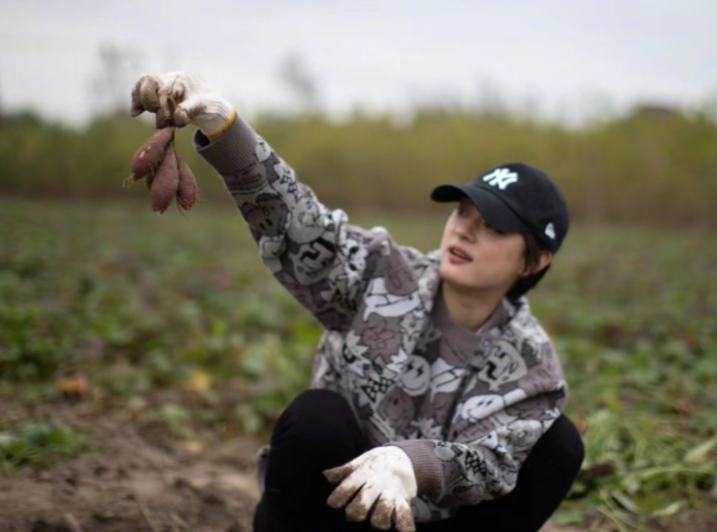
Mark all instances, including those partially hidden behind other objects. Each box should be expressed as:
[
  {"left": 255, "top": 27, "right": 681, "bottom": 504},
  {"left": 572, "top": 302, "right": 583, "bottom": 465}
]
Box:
[{"left": 1, "top": 105, "right": 716, "bottom": 225}]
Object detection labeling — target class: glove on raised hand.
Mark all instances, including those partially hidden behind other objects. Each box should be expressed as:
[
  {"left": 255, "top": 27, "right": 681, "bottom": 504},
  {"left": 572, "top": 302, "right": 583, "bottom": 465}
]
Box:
[
  {"left": 130, "top": 71, "right": 235, "bottom": 138},
  {"left": 324, "top": 446, "right": 417, "bottom": 532}
]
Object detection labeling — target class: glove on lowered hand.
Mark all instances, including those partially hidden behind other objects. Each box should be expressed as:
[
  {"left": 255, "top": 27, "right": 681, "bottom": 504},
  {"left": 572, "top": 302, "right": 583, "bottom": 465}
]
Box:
[
  {"left": 130, "top": 71, "right": 235, "bottom": 138},
  {"left": 324, "top": 446, "right": 417, "bottom": 532}
]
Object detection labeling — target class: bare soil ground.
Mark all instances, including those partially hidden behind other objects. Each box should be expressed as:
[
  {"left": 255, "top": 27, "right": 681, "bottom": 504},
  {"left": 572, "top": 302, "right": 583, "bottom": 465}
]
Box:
[{"left": 0, "top": 401, "right": 261, "bottom": 532}]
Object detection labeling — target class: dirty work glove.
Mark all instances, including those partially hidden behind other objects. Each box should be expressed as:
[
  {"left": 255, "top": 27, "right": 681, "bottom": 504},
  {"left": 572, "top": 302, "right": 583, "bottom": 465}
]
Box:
[
  {"left": 130, "top": 71, "right": 235, "bottom": 139},
  {"left": 324, "top": 446, "right": 417, "bottom": 532}
]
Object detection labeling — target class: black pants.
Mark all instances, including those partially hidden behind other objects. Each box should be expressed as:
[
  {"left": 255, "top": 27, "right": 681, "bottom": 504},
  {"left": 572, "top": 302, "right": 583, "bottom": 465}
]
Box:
[{"left": 253, "top": 389, "right": 584, "bottom": 532}]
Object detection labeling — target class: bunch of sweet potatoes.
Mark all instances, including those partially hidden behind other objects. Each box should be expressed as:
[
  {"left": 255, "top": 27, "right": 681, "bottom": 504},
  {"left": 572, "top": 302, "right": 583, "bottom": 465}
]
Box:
[{"left": 128, "top": 127, "right": 199, "bottom": 213}]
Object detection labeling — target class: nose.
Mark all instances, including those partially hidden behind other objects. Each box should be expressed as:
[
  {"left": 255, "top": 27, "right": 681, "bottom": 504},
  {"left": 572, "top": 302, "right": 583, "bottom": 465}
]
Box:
[{"left": 454, "top": 216, "right": 475, "bottom": 243}]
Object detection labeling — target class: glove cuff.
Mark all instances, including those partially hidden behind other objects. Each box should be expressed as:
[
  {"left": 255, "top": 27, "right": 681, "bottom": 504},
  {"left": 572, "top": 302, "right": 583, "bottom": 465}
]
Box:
[
  {"left": 195, "top": 99, "right": 236, "bottom": 139},
  {"left": 386, "top": 441, "right": 442, "bottom": 500}
]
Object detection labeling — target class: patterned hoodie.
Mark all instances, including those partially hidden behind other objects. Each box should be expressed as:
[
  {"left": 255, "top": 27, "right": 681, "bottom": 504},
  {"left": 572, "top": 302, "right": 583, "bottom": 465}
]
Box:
[{"left": 193, "top": 116, "right": 568, "bottom": 522}]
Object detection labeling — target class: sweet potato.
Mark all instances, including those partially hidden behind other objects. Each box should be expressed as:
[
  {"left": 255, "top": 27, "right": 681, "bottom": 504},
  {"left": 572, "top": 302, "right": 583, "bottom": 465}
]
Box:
[
  {"left": 146, "top": 168, "right": 155, "bottom": 191},
  {"left": 130, "top": 127, "right": 174, "bottom": 181},
  {"left": 150, "top": 143, "right": 180, "bottom": 213},
  {"left": 176, "top": 155, "right": 199, "bottom": 210}
]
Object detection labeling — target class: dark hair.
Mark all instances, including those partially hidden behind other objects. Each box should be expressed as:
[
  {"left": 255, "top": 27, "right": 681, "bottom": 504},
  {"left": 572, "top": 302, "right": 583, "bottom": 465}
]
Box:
[{"left": 506, "top": 233, "right": 550, "bottom": 301}]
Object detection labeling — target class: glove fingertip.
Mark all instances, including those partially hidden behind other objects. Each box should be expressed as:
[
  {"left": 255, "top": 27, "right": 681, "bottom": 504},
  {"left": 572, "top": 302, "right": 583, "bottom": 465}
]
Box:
[
  {"left": 370, "top": 501, "right": 393, "bottom": 530},
  {"left": 326, "top": 487, "right": 348, "bottom": 509},
  {"left": 395, "top": 508, "right": 416, "bottom": 532},
  {"left": 173, "top": 107, "right": 191, "bottom": 128},
  {"left": 323, "top": 466, "right": 347, "bottom": 483}
]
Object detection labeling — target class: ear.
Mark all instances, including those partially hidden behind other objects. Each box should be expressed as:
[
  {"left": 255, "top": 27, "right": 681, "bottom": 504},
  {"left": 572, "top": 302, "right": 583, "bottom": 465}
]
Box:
[{"left": 524, "top": 251, "right": 553, "bottom": 276}]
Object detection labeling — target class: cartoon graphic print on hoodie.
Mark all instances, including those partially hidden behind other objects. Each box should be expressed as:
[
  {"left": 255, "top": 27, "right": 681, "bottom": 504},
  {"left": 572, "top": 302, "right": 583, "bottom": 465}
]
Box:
[{"left": 193, "top": 116, "right": 568, "bottom": 523}]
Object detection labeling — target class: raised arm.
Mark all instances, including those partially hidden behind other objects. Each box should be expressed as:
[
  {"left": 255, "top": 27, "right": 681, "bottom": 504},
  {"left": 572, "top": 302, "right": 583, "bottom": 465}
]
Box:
[{"left": 131, "top": 72, "right": 407, "bottom": 331}]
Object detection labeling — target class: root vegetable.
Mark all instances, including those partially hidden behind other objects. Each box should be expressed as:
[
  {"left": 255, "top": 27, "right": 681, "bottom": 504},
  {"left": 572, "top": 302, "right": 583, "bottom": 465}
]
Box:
[
  {"left": 150, "top": 143, "right": 180, "bottom": 214},
  {"left": 130, "top": 128, "right": 174, "bottom": 181},
  {"left": 127, "top": 115, "right": 201, "bottom": 213},
  {"left": 176, "top": 155, "right": 199, "bottom": 210}
]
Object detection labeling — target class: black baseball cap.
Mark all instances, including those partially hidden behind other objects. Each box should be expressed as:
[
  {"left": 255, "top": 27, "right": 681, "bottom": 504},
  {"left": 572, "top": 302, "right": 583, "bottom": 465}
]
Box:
[{"left": 430, "top": 162, "right": 569, "bottom": 253}]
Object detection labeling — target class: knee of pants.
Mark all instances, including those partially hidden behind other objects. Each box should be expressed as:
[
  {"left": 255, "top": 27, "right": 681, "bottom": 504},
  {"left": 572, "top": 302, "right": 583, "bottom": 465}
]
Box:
[
  {"left": 539, "top": 415, "right": 585, "bottom": 479},
  {"left": 271, "top": 389, "right": 360, "bottom": 451}
]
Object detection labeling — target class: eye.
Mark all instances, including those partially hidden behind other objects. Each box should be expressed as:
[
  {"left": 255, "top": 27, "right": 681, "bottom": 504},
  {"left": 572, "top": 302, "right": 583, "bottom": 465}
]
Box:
[{"left": 456, "top": 205, "right": 468, "bottom": 216}]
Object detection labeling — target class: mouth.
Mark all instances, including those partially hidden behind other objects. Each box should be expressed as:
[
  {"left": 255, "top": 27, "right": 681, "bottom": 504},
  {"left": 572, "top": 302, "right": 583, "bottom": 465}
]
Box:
[{"left": 448, "top": 245, "right": 473, "bottom": 262}]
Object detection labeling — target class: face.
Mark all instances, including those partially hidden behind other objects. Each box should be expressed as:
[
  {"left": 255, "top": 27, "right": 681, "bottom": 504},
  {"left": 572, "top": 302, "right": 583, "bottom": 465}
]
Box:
[{"left": 439, "top": 198, "right": 527, "bottom": 294}]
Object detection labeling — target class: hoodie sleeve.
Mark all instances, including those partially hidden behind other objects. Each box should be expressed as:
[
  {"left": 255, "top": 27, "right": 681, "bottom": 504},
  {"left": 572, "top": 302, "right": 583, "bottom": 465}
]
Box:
[
  {"left": 193, "top": 115, "right": 411, "bottom": 331},
  {"left": 388, "top": 376, "right": 568, "bottom": 507}
]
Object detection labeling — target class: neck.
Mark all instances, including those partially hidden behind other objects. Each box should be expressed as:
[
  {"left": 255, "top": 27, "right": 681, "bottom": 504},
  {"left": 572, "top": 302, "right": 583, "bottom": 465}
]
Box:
[{"left": 441, "top": 280, "right": 505, "bottom": 332}]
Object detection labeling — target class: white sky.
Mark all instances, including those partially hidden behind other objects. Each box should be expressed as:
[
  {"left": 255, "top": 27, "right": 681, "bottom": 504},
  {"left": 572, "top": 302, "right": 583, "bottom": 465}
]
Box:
[{"left": 0, "top": 0, "right": 715, "bottom": 125}]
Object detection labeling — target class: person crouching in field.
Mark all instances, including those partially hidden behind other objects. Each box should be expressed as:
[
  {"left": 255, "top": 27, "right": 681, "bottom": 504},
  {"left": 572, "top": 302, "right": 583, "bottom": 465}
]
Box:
[{"left": 130, "top": 72, "right": 585, "bottom": 532}]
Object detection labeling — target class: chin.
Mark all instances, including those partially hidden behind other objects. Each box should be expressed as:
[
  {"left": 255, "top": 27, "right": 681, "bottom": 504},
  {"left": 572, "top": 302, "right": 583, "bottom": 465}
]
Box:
[
  {"left": 439, "top": 261, "right": 476, "bottom": 290},
  {"left": 440, "top": 260, "right": 507, "bottom": 295}
]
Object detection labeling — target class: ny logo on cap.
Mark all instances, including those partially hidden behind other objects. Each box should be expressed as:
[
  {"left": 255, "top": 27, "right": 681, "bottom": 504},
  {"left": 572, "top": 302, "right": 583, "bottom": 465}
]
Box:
[
  {"left": 545, "top": 223, "right": 556, "bottom": 240},
  {"left": 483, "top": 168, "right": 519, "bottom": 190}
]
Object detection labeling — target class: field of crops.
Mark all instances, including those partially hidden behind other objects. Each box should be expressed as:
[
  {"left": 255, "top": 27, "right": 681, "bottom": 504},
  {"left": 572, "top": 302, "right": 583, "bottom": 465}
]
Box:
[{"left": 1, "top": 197, "right": 717, "bottom": 531}]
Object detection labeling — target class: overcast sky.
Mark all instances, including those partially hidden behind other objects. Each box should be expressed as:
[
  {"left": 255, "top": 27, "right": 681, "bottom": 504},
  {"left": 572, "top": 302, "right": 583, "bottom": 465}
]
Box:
[{"left": 1, "top": 0, "right": 715, "bottom": 125}]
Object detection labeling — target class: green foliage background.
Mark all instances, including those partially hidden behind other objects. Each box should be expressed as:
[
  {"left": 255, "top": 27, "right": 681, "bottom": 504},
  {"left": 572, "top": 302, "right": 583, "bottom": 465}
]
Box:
[{"left": 2, "top": 107, "right": 717, "bottom": 225}]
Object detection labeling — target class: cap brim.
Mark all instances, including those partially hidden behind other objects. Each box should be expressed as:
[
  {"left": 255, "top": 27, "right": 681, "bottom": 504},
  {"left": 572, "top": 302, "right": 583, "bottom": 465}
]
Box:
[{"left": 430, "top": 184, "right": 530, "bottom": 233}]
